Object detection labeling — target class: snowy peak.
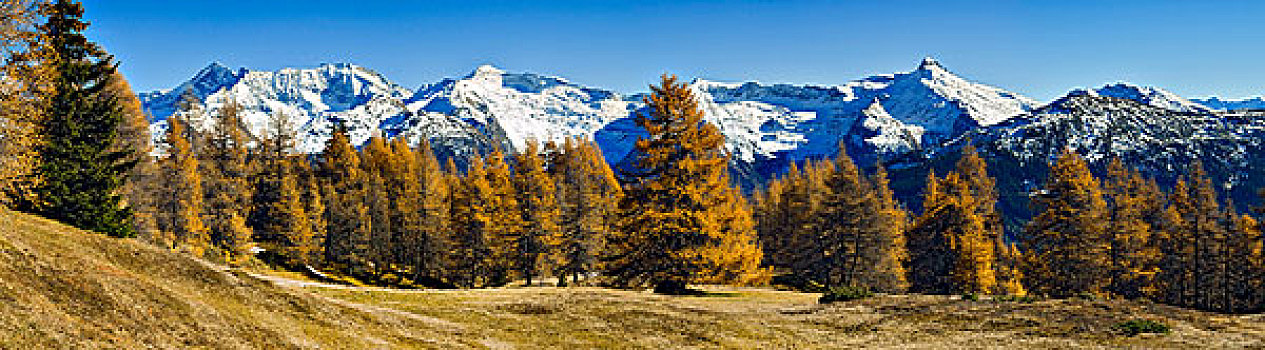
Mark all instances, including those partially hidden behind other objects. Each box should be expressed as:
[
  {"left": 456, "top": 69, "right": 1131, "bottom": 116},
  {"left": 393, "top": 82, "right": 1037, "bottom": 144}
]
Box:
[
  {"left": 918, "top": 56, "right": 943, "bottom": 70},
  {"left": 407, "top": 65, "right": 635, "bottom": 152},
  {"left": 139, "top": 62, "right": 244, "bottom": 119},
  {"left": 850, "top": 99, "right": 924, "bottom": 157},
  {"left": 465, "top": 64, "right": 506, "bottom": 84},
  {"left": 192, "top": 62, "right": 241, "bottom": 88},
  {"left": 877, "top": 57, "right": 1037, "bottom": 132},
  {"left": 913, "top": 56, "right": 951, "bottom": 77},
  {"left": 1073, "top": 83, "right": 1213, "bottom": 114}
]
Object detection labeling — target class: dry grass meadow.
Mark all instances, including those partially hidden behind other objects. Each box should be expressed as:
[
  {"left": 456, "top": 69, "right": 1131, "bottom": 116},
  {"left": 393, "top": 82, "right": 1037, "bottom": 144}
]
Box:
[{"left": 2, "top": 209, "right": 1264, "bottom": 349}]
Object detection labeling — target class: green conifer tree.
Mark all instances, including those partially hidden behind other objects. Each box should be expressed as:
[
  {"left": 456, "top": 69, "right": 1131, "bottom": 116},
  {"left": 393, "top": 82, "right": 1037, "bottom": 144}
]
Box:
[{"left": 27, "top": 0, "right": 137, "bottom": 236}]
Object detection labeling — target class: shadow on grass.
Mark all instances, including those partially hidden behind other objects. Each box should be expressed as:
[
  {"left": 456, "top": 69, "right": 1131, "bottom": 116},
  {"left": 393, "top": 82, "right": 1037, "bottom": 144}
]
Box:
[{"left": 696, "top": 291, "right": 743, "bottom": 298}]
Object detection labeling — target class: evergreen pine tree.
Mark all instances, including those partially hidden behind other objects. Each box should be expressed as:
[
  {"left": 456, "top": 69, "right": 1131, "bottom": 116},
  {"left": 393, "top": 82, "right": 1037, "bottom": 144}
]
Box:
[{"left": 27, "top": 0, "right": 137, "bottom": 236}]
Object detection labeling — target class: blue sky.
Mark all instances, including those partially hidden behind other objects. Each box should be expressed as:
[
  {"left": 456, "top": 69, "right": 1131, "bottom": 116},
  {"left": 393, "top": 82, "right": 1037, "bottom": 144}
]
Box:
[{"left": 85, "top": 0, "right": 1265, "bottom": 101}]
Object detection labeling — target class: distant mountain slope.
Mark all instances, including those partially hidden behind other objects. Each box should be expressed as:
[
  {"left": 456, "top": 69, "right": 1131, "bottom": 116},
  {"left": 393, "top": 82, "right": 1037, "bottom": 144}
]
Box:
[
  {"left": 1074, "top": 83, "right": 1214, "bottom": 114},
  {"left": 141, "top": 60, "right": 1264, "bottom": 197},
  {"left": 1193, "top": 96, "right": 1265, "bottom": 111},
  {"left": 0, "top": 209, "right": 468, "bottom": 348},
  {"left": 890, "top": 92, "right": 1265, "bottom": 231}
]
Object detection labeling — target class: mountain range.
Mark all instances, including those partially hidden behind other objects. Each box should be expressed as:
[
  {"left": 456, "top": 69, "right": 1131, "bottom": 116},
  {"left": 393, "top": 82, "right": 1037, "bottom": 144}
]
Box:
[{"left": 139, "top": 58, "right": 1265, "bottom": 221}]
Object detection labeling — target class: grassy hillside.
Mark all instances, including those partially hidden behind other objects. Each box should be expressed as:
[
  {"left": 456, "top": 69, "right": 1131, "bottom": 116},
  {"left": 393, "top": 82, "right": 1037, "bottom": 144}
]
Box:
[
  {"left": 2, "top": 208, "right": 1263, "bottom": 348},
  {"left": 0, "top": 209, "right": 463, "bottom": 348}
]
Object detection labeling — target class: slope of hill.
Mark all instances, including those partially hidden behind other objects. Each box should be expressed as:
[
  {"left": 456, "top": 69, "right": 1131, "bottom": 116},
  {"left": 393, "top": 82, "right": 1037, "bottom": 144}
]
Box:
[
  {"left": 0, "top": 209, "right": 467, "bottom": 348},
  {"left": 3, "top": 209, "right": 1263, "bottom": 348}
]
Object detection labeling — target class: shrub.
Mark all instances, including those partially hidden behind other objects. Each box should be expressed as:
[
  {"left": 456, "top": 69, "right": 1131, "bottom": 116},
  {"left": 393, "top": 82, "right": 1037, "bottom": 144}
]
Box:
[
  {"left": 961, "top": 293, "right": 979, "bottom": 301},
  {"left": 995, "top": 295, "right": 1042, "bottom": 303},
  {"left": 819, "top": 286, "right": 873, "bottom": 304},
  {"left": 1074, "top": 292, "right": 1099, "bottom": 301},
  {"left": 1114, "top": 319, "right": 1170, "bottom": 336}
]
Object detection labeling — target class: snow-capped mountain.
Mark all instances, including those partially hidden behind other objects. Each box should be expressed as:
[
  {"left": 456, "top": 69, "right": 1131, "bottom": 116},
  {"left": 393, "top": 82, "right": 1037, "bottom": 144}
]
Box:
[
  {"left": 1192, "top": 96, "right": 1265, "bottom": 111},
  {"left": 140, "top": 63, "right": 495, "bottom": 156},
  {"left": 406, "top": 65, "right": 638, "bottom": 155},
  {"left": 890, "top": 91, "right": 1265, "bottom": 231},
  {"left": 142, "top": 58, "right": 1036, "bottom": 186},
  {"left": 682, "top": 57, "right": 1038, "bottom": 178},
  {"left": 138, "top": 62, "right": 243, "bottom": 121},
  {"left": 1073, "top": 83, "right": 1214, "bottom": 114}
]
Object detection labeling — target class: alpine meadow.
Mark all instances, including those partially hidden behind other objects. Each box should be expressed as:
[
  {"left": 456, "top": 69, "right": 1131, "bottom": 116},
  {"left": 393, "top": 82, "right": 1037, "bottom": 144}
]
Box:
[{"left": 3, "top": 0, "right": 1265, "bottom": 348}]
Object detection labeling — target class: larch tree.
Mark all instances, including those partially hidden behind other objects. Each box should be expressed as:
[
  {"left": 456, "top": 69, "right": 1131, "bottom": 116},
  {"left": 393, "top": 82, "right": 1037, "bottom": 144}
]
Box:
[
  {"left": 450, "top": 156, "right": 493, "bottom": 287},
  {"left": 1156, "top": 179, "right": 1195, "bottom": 306},
  {"left": 607, "top": 74, "right": 758, "bottom": 293},
  {"left": 513, "top": 140, "right": 559, "bottom": 286},
  {"left": 157, "top": 113, "right": 208, "bottom": 256},
  {"left": 954, "top": 145, "right": 1016, "bottom": 294},
  {"left": 1187, "top": 163, "right": 1224, "bottom": 310},
  {"left": 1022, "top": 149, "right": 1110, "bottom": 297},
  {"left": 939, "top": 171, "right": 998, "bottom": 294},
  {"left": 806, "top": 144, "right": 904, "bottom": 291},
  {"left": 201, "top": 99, "right": 254, "bottom": 261},
  {"left": 695, "top": 182, "right": 770, "bottom": 286},
  {"left": 247, "top": 111, "right": 296, "bottom": 246},
  {"left": 384, "top": 137, "right": 425, "bottom": 282},
  {"left": 317, "top": 123, "right": 372, "bottom": 274},
  {"left": 26, "top": 0, "right": 138, "bottom": 236},
  {"left": 270, "top": 157, "right": 314, "bottom": 266},
  {"left": 483, "top": 148, "right": 523, "bottom": 286},
  {"left": 412, "top": 138, "right": 450, "bottom": 283},
  {"left": 106, "top": 72, "right": 158, "bottom": 239},
  {"left": 908, "top": 147, "right": 1001, "bottom": 295},
  {"left": 551, "top": 138, "right": 622, "bottom": 285},
  {"left": 297, "top": 159, "right": 327, "bottom": 266},
  {"left": 908, "top": 170, "right": 952, "bottom": 293},
  {"left": 1102, "top": 158, "right": 1158, "bottom": 299},
  {"left": 869, "top": 162, "right": 911, "bottom": 292},
  {"left": 254, "top": 112, "right": 313, "bottom": 266},
  {"left": 360, "top": 135, "right": 395, "bottom": 276},
  {"left": 0, "top": 0, "right": 50, "bottom": 207}
]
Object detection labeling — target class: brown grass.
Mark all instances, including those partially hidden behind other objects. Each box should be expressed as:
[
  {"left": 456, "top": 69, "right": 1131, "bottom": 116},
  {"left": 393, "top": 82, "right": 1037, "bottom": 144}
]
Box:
[
  {"left": 3, "top": 208, "right": 1264, "bottom": 348},
  {"left": 311, "top": 286, "right": 1265, "bottom": 349},
  {"left": 0, "top": 209, "right": 464, "bottom": 348}
]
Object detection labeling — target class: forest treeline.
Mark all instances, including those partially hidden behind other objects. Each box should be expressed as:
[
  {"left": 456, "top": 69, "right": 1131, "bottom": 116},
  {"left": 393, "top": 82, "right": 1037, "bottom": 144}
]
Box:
[
  {"left": 757, "top": 142, "right": 1264, "bottom": 313},
  {"left": 2, "top": 0, "right": 1262, "bottom": 313}
]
